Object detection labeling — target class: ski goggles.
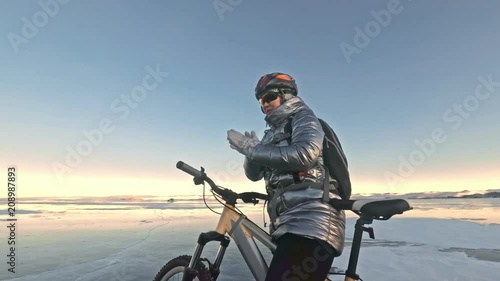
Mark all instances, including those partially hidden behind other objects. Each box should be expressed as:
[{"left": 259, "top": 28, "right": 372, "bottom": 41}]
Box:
[{"left": 258, "top": 91, "right": 280, "bottom": 105}]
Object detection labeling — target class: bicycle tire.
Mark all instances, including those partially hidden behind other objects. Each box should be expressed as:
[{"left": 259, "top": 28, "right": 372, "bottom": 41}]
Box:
[{"left": 153, "top": 255, "right": 212, "bottom": 281}]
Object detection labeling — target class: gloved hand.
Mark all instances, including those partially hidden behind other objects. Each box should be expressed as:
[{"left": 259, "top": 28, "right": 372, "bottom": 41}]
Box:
[
  {"left": 244, "top": 130, "right": 260, "bottom": 143},
  {"left": 227, "top": 129, "right": 261, "bottom": 157},
  {"left": 239, "top": 192, "right": 258, "bottom": 204}
]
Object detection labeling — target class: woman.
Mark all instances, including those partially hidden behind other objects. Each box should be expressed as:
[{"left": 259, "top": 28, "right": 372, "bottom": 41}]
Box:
[{"left": 227, "top": 72, "right": 345, "bottom": 281}]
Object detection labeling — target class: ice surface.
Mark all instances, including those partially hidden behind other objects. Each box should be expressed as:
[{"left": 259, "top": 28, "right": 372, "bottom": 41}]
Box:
[{"left": 0, "top": 198, "right": 498, "bottom": 281}]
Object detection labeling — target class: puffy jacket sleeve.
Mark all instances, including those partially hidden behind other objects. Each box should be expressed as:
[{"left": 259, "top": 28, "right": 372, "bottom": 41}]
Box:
[
  {"left": 243, "top": 156, "right": 264, "bottom": 181},
  {"left": 249, "top": 108, "right": 324, "bottom": 171}
]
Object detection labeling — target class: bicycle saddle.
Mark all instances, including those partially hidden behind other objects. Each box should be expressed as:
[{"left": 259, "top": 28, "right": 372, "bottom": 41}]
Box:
[{"left": 351, "top": 199, "right": 412, "bottom": 219}]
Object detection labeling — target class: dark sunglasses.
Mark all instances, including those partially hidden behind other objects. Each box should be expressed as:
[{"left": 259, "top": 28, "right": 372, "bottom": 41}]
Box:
[{"left": 258, "top": 91, "right": 280, "bottom": 105}]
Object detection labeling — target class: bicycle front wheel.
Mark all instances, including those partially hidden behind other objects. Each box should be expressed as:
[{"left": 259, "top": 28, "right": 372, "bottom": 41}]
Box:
[{"left": 153, "top": 255, "right": 212, "bottom": 281}]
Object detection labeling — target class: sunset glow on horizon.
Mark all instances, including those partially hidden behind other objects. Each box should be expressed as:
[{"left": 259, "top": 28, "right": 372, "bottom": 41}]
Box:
[
  {"left": 7, "top": 162, "right": 500, "bottom": 198},
  {"left": 1, "top": 1, "right": 499, "bottom": 199}
]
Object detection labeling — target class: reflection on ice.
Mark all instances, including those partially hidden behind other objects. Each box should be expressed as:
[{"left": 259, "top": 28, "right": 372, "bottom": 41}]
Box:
[{"left": 439, "top": 247, "right": 500, "bottom": 263}]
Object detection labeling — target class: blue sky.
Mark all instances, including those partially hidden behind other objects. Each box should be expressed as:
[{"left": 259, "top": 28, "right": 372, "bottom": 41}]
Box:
[{"left": 1, "top": 0, "right": 499, "bottom": 197}]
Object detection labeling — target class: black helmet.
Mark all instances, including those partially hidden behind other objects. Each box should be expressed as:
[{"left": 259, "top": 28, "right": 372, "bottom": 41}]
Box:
[{"left": 254, "top": 72, "right": 298, "bottom": 100}]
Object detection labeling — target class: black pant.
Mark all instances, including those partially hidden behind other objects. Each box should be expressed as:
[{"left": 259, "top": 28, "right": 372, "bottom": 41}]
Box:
[{"left": 265, "top": 233, "right": 336, "bottom": 281}]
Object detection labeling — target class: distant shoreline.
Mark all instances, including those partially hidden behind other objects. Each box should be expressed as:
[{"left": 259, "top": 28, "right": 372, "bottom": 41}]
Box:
[
  {"left": 1, "top": 190, "right": 499, "bottom": 201},
  {"left": 406, "top": 191, "right": 500, "bottom": 200}
]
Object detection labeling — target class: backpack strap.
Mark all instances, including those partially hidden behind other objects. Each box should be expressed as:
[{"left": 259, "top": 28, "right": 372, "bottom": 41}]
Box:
[
  {"left": 283, "top": 115, "right": 332, "bottom": 200},
  {"left": 267, "top": 117, "right": 335, "bottom": 225},
  {"left": 283, "top": 117, "right": 301, "bottom": 184},
  {"left": 322, "top": 165, "right": 332, "bottom": 203}
]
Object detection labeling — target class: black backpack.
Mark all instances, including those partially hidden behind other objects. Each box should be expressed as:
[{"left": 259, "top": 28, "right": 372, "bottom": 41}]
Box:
[{"left": 284, "top": 117, "right": 352, "bottom": 200}]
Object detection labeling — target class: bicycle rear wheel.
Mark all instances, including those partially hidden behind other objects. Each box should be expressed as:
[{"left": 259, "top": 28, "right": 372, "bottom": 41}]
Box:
[{"left": 153, "top": 255, "right": 211, "bottom": 281}]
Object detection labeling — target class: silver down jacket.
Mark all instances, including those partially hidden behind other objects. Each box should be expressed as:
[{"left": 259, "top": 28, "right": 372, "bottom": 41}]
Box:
[{"left": 244, "top": 96, "right": 346, "bottom": 256}]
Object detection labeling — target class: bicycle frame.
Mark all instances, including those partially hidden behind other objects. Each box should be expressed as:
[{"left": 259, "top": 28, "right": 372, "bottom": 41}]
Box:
[
  {"left": 185, "top": 203, "right": 274, "bottom": 281},
  {"left": 172, "top": 161, "right": 411, "bottom": 281},
  {"left": 184, "top": 202, "right": 366, "bottom": 281}
]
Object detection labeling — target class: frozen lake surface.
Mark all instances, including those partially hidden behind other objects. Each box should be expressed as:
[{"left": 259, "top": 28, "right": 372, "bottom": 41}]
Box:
[{"left": 1, "top": 197, "right": 499, "bottom": 281}]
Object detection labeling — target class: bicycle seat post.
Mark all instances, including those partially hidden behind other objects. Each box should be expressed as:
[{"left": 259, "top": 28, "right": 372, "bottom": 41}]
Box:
[{"left": 345, "top": 216, "right": 373, "bottom": 280}]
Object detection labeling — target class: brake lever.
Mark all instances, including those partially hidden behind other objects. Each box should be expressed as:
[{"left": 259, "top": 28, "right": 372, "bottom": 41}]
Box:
[
  {"left": 239, "top": 192, "right": 258, "bottom": 204},
  {"left": 193, "top": 167, "right": 206, "bottom": 185}
]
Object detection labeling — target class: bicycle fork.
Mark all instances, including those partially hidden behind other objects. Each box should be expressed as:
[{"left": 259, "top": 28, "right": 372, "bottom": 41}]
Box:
[{"left": 183, "top": 231, "right": 230, "bottom": 281}]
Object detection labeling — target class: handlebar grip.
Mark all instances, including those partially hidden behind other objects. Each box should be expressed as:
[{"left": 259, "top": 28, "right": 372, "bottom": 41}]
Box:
[{"left": 176, "top": 161, "right": 202, "bottom": 178}]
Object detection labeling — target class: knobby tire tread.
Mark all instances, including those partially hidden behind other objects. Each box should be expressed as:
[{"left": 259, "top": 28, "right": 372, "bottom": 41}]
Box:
[{"left": 153, "top": 255, "right": 211, "bottom": 281}]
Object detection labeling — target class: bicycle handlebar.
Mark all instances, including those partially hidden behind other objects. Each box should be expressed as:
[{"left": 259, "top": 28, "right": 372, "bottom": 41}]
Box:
[
  {"left": 176, "top": 161, "right": 203, "bottom": 178},
  {"left": 176, "top": 161, "right": 244, "bottom": 204},
  {"left": 176, "top": 160, "right": 357, "bottom": 209}
]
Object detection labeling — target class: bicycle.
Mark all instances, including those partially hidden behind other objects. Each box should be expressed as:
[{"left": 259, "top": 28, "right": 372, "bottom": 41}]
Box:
[{"left": 152, "top": 161, "right": 412, "bottom": 281}]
